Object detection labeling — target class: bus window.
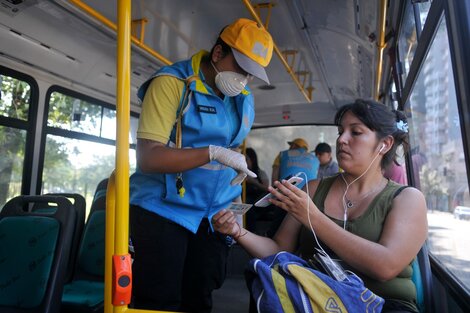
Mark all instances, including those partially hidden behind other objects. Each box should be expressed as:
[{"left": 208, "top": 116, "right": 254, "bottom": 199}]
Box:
[
  {"left": 417, "top": 1, "right": 433, "bottom": 31},
  {"left": 43, "top": 88, "right": 136, "bottom": 215},
  {"left": 41, "top": 135, "right": 136, "bottom": 216},
  {"left": 406, "top": 16, "right": 470, "bottom": 292},
  {"left": 48, "top": 91, "right": 107, "bottom": 136},
  {"left": 0, "top": 75, "right": 30, "bottom": 120},
  {"left": 398, "top": 2, "right": 418, "bottom": 84},
  {"left": 0, "top": 73, "right": 33, "bottom": 208},
  {"left": 399, "top": 1, "right": 434, "bottom": 85},
  {"left": 101, "top": 107, "right": 117, "bottom": 141}
]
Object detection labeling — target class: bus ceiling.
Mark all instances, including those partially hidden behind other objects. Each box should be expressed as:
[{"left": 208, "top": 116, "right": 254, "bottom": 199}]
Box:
[{"left": 0, "top": 0, "right": 402, "bottom": 127}]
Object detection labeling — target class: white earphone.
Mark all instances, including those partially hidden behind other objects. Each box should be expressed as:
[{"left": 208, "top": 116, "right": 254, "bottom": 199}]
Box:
[{"left": 379, "top": 143, "right": 386, "bottom": 152}]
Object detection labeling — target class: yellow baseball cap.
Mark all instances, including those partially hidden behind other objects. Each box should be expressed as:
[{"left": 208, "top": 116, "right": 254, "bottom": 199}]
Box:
[
  {"left": 220, "top": 18, "right": 273, "bottom": 84},
  {"left": 288, "top": 138, "right": 309, "bottom": 150}
]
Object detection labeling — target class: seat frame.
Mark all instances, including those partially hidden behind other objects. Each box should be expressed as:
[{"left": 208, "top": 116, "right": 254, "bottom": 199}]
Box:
[{"left": 0, "top": 195, "right": 75, "bottom": 313}]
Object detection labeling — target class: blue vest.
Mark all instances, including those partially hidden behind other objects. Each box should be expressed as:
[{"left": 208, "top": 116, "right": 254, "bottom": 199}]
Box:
[
  {"left": 279, "top": 148, "right": 319, "bottom": 183},
  {"left": 130, "top": 51, "right": 255, "bottom": 233}
]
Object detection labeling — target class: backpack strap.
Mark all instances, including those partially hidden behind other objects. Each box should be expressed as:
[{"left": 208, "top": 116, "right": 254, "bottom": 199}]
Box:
[
  {"left": 175, "top": 75, "right": 198, "bottom": 198},
  {"left": 175, "top": 75, "right": 198, "bottom": 149}
]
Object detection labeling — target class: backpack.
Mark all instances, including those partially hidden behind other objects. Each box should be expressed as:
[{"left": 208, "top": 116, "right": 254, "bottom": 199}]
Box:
[{"left": 246, "top": 251, "right": 384, "bottom": 313}]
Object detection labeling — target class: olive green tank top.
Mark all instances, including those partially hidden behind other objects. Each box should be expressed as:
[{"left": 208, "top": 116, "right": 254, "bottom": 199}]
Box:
[{"left": 297, "top": 175, "right": 418, "bottom": 312}]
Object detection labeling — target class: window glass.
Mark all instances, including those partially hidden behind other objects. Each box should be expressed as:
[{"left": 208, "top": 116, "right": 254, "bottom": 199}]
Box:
[
  {"left": 102, "top": 107, "right": 116, "bottom": 140},
  {"left": 42, "top": 134, "right": 136, "bottom": 216},
  {"left": 246, "top": 125, "right": 338, "bottom": 181},
  {"left": 130, "top": 116, "right": 139, "bottom": 145},
  {"left": 399, "top": 2, "right": 418, "bottom": 83},
  {"left": 0, "top": 74, "right": 30, "bottom": 120},
  {"left": 0, "top": 73, "right": 32, "bottom": 208},
  {"left": 48, "top": 92, "right": 102, "bottom": 135},
  {"left": 418, "top": 1, "right": 433, "bottom": 30},
  {"left": 100, "top": 109, "right": 139, "bottom": 144},
  {"left": 0, "top": 126, "right": 26, "bottom": 208},
  {"left": 406, "top": 17, "right": 470, "bottom": 291},
  {"left": 47, "top": 90, "right": 138, "bottom": 144}
]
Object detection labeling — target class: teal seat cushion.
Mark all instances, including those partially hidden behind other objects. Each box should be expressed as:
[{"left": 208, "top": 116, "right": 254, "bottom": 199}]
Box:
[
  {"left": 78, "top": 210, "right": 105, "bottom": 277},
  {"left": 62, "top": 280, "right": 104, "bottom": 307},
  {"left": 0, "top": 216, "right": 59, "bottom": 308}
]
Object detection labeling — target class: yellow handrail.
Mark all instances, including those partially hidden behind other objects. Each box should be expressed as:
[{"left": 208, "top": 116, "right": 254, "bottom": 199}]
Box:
[
  {"left": 104, "top": 172, "right": 115, "bottom": 313},
  {"left": 242, "top": 0, "right": 313, "bottom": 103},
  {"left": 69, "top": 0, "right": 172, "bottom": 66},
  {"left": 375, "top": 0, "right": 388, "bottom": 100}
]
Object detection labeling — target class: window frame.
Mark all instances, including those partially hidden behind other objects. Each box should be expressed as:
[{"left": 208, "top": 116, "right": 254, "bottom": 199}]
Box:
[
  {"left": 0, "top": 65, "right": 39, "bottom": 196},
  {"left": 38, "top": 85, "right": 138, "bottom": 194}
]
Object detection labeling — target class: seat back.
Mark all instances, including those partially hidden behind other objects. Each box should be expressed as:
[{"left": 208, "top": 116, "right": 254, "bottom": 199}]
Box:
[
  {"left": 75, "top": 210, "right": 106, "bottom": 280},
  {"left": 90, "top": 178, "right": 108, "bottom": 216},
  {"left": 32, "top": 193, "right": 86, "bottom": 282},
  {"left": 411, "top": 242, "right": 434, "bottom": 313},
  {"left": 61, "top": 179, "right": 108, "bottom": 312},
  {"left": 0, "top": 195, "right": 75, "bottom": 313},
  {"left": 75, "top": 178, "right": 108, "bottom": 280}
]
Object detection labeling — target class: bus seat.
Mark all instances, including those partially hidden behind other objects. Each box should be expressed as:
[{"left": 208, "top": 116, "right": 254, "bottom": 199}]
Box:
[
  {"left": 61, "top": 178, "right": 108, "bottom": 313},
  {"left": 411, "top": 242, "right": 434, "bottom": 313},
  {"left": 0, "top": 195, "right": 75, "bottom": 313},
  {"left": 32, "top": 193, "right": 86, "bottom": 283}
]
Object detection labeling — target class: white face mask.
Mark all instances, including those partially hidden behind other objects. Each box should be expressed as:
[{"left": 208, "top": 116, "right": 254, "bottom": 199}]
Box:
[{"left": 211, "top": 62, "right": 248, "bottom": 97}]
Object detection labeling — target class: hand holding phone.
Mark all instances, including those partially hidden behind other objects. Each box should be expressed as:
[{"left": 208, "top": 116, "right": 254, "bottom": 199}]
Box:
[{"left": 254, "top": 174, "right": 304, "bottom": 207}]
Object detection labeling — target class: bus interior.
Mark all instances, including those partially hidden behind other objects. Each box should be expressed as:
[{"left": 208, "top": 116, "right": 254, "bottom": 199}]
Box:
[{"left": 1, "top": 0, "right": 470, "bottom": 312}]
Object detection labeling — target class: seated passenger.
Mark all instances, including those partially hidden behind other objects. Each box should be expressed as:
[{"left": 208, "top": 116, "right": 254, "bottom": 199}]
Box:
[
  {"left": 384, "top": 160, "right": 408, "bottom": 185},
  {"left": 244, "top": 147, "right": 269, "bottom": 233},
  {"left": 213, "top": 99, "right": 428, "bottom": 313},
  {"left": 314, "top": 142, "right": 339, "bottom": 179}
]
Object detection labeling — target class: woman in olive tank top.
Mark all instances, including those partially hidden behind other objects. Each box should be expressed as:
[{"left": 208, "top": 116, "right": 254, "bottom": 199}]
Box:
[{"left": 213, "top": 99, "right": 428, "bottom": 312}]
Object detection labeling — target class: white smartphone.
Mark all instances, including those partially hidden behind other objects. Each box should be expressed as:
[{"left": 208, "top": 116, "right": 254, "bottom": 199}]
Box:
[
  {"left": 254, "top": 174, "right": 304, "bottom": 207},
  {"left": 228, "top": 202, "right": 253, "bottom": 215}
]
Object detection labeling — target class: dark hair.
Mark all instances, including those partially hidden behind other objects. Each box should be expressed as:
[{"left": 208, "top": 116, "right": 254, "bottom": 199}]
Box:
[
  {"left": 246, "top": 147, "right": 260, "bottom": 175},
  {"left": 209, "top": 27, "right": 232, "bottom": 58},
  {"left": 334, "top": 99, "right": 409, "bottom": 169},
  {"left": 314, "top": 142, "right": 332, "bottom": 154}
]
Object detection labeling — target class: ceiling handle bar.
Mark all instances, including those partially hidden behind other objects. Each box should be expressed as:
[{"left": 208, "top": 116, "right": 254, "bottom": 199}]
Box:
[
  {"left": 282, "top": 49, "right": 298, "bottom": 72},
  {"left": 242, "top": 0, "right": 313, "bottom": 102},
  {"left": 131, "top": 18, "right": 148, "bottom": 44},
  {"left": 69, "top": 0, "right": 172, "bottom": 66},
  {"left": 253, "top": 2, "right": 276, "bottom": 29},
  {"left": 375, "top": 0, "right": 388, "bottom": 100}
]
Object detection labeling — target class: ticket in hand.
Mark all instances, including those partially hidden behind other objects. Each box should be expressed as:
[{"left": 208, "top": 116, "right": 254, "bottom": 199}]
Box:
[{"left": 228, "top": 203, "right": 253, "bottom": 215}]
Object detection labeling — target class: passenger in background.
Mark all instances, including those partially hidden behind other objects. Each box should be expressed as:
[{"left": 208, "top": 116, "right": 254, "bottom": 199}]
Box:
[
  {"left": 129, "top": 18, "right": 273, "bottom": 313},
  {"left": 314, "top": 142, "right": 339, "bottom": 179},
  {"left": 384, "top": 160, "right": 408, "bottom": 185},
  {"left": 271, "top": 137, "right": 319, "bottom": 184},
  {"left": 213, "top": 99, "right": 428, "bottom": 313},
  {"left": 244, "top": 147, "right": 269, "bottom": 233},
  {"left": 267, "top": 138, "right": 319, "bottom": 237}
]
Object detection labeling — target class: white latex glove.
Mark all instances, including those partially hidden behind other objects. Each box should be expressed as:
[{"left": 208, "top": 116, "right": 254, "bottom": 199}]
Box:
[{"left": 209, "top": 145, "right": 257, "bottom": 185}]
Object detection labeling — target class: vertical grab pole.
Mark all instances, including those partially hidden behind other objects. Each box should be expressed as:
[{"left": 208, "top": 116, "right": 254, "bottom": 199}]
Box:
[
  {"left": 104, "top": 172, "right": 116, "bottom": 313},
  {"left": 113, "top": 0, "right": 132, "bottom": 312}
]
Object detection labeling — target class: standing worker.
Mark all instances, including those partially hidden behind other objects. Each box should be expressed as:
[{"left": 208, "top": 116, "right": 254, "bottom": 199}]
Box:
[
  {"left": 268, "top": 138, "right": 319, "bottom": 236},
  {"left": 129, "top": 18, "right": 273, "bottom": 312},
  {"left": 271, "top": 137, "right": 319, "bottom": 184}
]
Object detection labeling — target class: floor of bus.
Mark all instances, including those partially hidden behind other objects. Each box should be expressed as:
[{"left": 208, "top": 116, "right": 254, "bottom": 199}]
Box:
[{"left": 212, "top": 244, "right": 252, "bottom": 313}]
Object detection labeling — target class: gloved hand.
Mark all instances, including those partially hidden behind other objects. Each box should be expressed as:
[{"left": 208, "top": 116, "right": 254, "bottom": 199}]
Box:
[{"left": 209, "top": 145, "right": 257, "bottom": 185}]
